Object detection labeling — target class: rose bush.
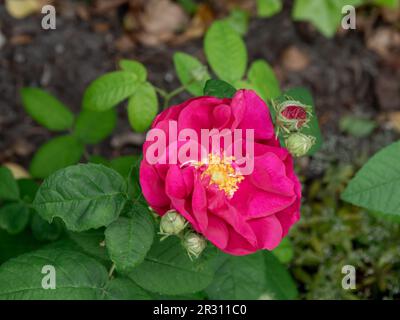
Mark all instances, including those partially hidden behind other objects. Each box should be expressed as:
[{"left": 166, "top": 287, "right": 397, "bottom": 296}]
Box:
[{"left": 140, "top": 89, "right": 302, "bottom": 255}]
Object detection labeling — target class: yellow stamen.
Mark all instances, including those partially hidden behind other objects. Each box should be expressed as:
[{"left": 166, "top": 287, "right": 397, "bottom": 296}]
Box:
[{"left": 194, "top": 154, "right": 244, "bottom": 198}]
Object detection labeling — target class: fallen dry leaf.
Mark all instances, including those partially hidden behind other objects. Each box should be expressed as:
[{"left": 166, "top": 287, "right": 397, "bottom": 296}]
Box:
[
  {"left": 5, "top": 0, "right": 52, "bottom": 19},
  {"left": 281, "top": 46, "right": 310, "bottom": 72},
  {"left": 115, "top": 34, "right": 135, "bottom": 52},
  {"left": 381, "top": 7, "right": 400, "bottom": 24},
  {"left": 173, "top": 3, "right": 215, "bottom": 44},
  {"left": 93, "top": 22, "right": 111, "bottom": 33},
  {"left": 123, "top": 11, "right": 138, "bottom": 32},
  {"left": 375, "top": 69, "right": 400, "bottom": 111},
  {"left": 3, "top": 162, "right": 30, "bottom": 179},
  {"left": 212, "top": 0, "right": 256, "bottom": 15},
  {"left": 111, "top": 132, "right": 146, "bottom": 149},
  {"left": 13, "top": 139, "right": 35, "bottom": 157},
  {"left": 387, "top": 112, "right": 400, "bottom": 133},
  {"left": 75, "top": 4, "right": 90, "bottom": 21},
  {"left": 92, "top": 0, "right": 128, "bottom": 14},
  {"left": 5, "top": 0, "right": 40, "bottom": 19},
  {"left": 367, "top": 27, "right": 400, "bottom": 64},
  {"left": 138, "top": 0, "right": 189, "bottom": 46},
  {"left": 10, "top": 34, "right": 33, "bottom": 46}
]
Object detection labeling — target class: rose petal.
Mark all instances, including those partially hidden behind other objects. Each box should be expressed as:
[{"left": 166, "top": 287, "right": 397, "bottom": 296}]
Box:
[
  {"left": 249, "top": 215, "right": 283, "bottom": 250},
  {"left": 231, "top": 90, "right": 275, "bottom": 140}
]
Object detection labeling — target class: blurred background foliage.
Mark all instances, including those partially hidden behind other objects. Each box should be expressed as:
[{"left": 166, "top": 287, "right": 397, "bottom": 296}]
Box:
[{"left": 291, "top": 163, "right": 400, "bottom": 299}]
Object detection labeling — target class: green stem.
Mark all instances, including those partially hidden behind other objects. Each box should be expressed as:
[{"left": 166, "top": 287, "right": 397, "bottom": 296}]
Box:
[
  {"left": 163, "top": 85, "right": 187, "bottom": 109},
  {"left": 154, "top": 86, "right": 168, "bottom": 98},
  {"left": 108, "top": 263, "right": 116, "bottom": 279},
  {"left": 82, "top": 146, "right": 91, "bottom": 162},
  {"left": 156, "top": 77, "right": 197, "bottom": 110}
]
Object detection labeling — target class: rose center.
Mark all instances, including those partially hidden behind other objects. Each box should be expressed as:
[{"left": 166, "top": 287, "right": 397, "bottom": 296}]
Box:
[{"left": 196, "top": 154, "right": 244, "bottom": 198}]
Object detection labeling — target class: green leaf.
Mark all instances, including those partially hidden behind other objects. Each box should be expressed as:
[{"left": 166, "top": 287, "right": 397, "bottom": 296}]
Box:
[
  {"left": 17, "top": 179, "right": 38, "bottom": 203},
  {"left": 257, "top": 0, "right": 283, "bottom": 17},
  {"left": 83, "top": 71, "right": 138, "bottom": 111},
  {"left": 248, "top": 60, "right": 281, "bottom": 101},
  {"left": 89, "top": 155, "right": 141, "bottom": 178},
  {"left": 176, "top": 0, "right": 198, "bottom": 14},
  {"left": 273, "top": 87, "right": 322, "bottom": 156},
  {"left": 0, "top": 202, "right": 30, "bottom": 235},
  {"left": 223, "top": 9, "right": 249, "bottom": 36},
  {"left": 373, "top": 0, "right": 399, "bottom": 7},
  {"left": 263, "top": 251, "right": 298, "bottom": 299},
  {"left": 119, "top": 60, "right": 147, "bottom": 82},
  {"left": 0, "top": 248, "right": 108, "bottom": 299},
  {"left": 29, "top": 135, "right": 84, "bottom": 179},
  {"left": 292, "top": 0, "right": 363, "bottom": 37},
  {"left": 0, "top": 229, "right": 41, "bottom": 264},
  {"left": 369, "top": 209, "right": 400, "bottom": 223},
  {"left": 272, "top": 237, "right": 294, "bottom": 264},
  {"left": 128, "top": 237, "right": 216, "bottom": 295},
  {"left": 33, "top": 164, "right": 128, "bottom": 232},
  {"left": 123, "top": 200, "right": 150, "bottom": 218},
  {"left": 103, "top": 278, "right": 151, "bottom": 300},
  {"left": 74, "top": 109, "right": 117, "bottom": 144},
  {"left": 31, "top": 214, "right": 63, "bottom": 242},
  {"left": 342, "top": 141, "right": 400, "bottom": 217},
  {"left": 110, "top": 155, "right": 140, "bottom": 178},
  {"left": 127, "top": 82, "right": 158, "bottom": 132},
  {"left": 204, "top": 79, "right": 236, "bottom": 98},
  {"left": 89, "top": 155, "right": 110, "bottom": 167},
  {"left": 293, "top": 0, "right": 338, "bottom": 37},
  {"left": 0, "top": 166, "right": 20, "bottom": 201},
  {"left": 152, "top": 291, "right": 207, "bottom": 300},
  {"left": 127, "top": 156, "right": 145, "bottom": 203},
  {"left": 205, "top": 252, "right": 267, "bottom": 300},
  {"left": 339, "top": 116, "right": 377, "bottom": 138},
  {"left": 105, "top": 210, "right": 154, "bottom": 273},
  {"left": 174, "top": 52, "right": 210, "bottom": 96},
  {"left": 233, "top": 80, "right": 256, "bottom": 90},
  {"left": 68, "top": 229, "right": 109, "bottom": 262},
  {"left": 204, "top": 21, "right": 247, "bottom": 84},
  {"left": 20, "top": 88, "right": 74, "bottom": 131},
  {"left": 206, "top": 251, "right": 298, "bottom": 300}
]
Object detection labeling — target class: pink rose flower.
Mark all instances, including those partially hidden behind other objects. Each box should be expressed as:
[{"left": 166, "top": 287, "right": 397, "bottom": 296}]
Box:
[{"left": 140, "top": 89, "right": 301, "bottom": 255}]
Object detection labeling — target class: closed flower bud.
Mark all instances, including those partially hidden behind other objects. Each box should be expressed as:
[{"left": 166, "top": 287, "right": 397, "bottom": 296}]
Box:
[
  {"left": 160, "top": 210, "right": 187, "bottom": 237},
  {"left": 277, "top": 100, "right": 312, "bottom": 132},
  {"left": 183, "top": 232, "right": 207, "bottom": 259},
  {"left": 285, "top": 133, "right": 315, "bottom": 157}
]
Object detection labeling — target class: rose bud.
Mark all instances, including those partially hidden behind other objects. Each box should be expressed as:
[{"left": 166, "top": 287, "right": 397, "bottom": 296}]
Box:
[
  {"left": 159, "top": 210, "right": 187, "bottom": 238},
  {"left": 285, "top": 133, "right": 316, "bottom": 157},
  {"left": 183, "top": 232, "right": 207, "bottom": 259},
  {"left": 276, "top": 100, "right": 312, "bottom": 133}
]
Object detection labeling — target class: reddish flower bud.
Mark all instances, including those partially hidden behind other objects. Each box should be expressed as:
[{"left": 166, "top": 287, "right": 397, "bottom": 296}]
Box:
[{"left": 276, "top": 100, "right": 312, "bottom": 132}]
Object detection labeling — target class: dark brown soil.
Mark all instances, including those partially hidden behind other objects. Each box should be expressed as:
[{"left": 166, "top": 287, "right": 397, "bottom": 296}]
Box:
[{"left": 0, "top": 1, "right": 398, "bottom": 174}]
